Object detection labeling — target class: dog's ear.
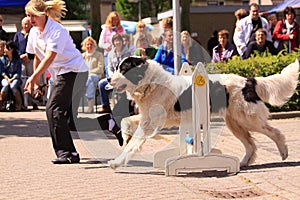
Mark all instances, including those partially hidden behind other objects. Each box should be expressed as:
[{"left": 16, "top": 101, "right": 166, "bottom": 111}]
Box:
[
  {"left": 129, "top": 56, "right": 147, "bottom": 68},
  {"left": 117, "top": 56, "right": 147, "bottom": 73}
]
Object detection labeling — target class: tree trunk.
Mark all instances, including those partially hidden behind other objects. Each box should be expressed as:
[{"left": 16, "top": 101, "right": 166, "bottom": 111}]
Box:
[
  {"left": 90, "top": 0, "right": 101, "bottom": 42},
  {"left": 181, "top": 0, "right": 190, "bottom": 32}
]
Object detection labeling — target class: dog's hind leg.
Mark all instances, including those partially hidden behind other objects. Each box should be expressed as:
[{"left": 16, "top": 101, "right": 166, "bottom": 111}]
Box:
[
  {"left": 226, "top": 117, "right": 257, "bottom": 167},
  {"left": 256, "top": 123, "right": 288, "bottom": 161}
]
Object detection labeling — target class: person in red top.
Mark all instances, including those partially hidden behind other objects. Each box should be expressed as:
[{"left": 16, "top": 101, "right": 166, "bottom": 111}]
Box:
[{"left": 273, "top": 6, "right": 299, "bottom": 53}]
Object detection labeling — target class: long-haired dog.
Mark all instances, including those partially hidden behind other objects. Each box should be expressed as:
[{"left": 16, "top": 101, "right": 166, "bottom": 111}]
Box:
[{"left": 108, "top": 57, "right": 299, "bottom": 168}]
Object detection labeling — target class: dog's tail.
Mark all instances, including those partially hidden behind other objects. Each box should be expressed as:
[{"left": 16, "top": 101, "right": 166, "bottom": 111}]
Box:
[{"left": 255, "top": 59, "right": 299, "bottom": 106}]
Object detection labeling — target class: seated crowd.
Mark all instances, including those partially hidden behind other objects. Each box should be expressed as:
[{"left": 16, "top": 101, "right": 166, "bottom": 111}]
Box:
[{"left": 0, "top": 5, "right": 297, "bottom": 113}]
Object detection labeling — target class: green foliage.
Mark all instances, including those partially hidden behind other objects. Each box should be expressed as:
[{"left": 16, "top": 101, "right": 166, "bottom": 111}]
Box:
[
  {"left": 205, "top": 52, "right": 300, "bottom": 112},
  {"left": 116, "top": 0, "right": 171, "bottom": 21},
  {"left": 64, "top": 0, "right": 88, "bottom": 20}
]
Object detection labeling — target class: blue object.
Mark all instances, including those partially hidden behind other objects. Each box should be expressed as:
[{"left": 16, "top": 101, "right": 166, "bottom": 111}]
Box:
[
  {"left": 185, "top": 137, "right": 194, "bottom": 145},
  {"left": 101, "top": 20, "right": 154, "bottom": 35},
  {"left": 0, "top": 0, "right": 29, "bottom": 7}
]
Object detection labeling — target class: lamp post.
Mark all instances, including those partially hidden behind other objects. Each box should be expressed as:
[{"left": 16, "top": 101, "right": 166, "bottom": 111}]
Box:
[
  {"left": 173, "top": 0, "right": 181, "bottom": 75},
  {"left": 128, "top": 0, "right": 141, "bottom": 21}
]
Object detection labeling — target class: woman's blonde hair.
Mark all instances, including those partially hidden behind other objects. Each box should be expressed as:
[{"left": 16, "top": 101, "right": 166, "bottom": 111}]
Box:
[
  {"left": 81, "top": 36, "right": 97, "bottom": 51},
  {"left": 181, "top": 30, "right": 192, "bottom": 48},
  {"left": 181, "top": 30, "right": 192, "bottom": 61},
  {"left": 136, "top": 21, "right": 146, "bottom": 28},
  {"left": 25, "top": 0, "right": 67, "bottom": 23},
  {"left": 105, "top": 11, "right": 122, "bottom": 30}
]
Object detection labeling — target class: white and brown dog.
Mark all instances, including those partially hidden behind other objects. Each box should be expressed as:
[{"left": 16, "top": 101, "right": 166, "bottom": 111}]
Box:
[{"left": 108, "top": 57, "right": 299, "bottom": 168}]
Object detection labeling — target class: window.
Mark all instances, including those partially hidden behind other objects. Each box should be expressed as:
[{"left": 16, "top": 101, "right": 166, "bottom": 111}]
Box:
[
  {"left": 207, "top": 1, "right": 225, "bottom": 6},
  {"left": 242, "top": 1, "right": 250, "bottom": 6},
  {"left": 207, "top": 1, "right": 218, "bottom": 6}
]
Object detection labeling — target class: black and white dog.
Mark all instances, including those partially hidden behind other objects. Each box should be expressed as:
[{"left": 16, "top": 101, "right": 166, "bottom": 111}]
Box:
[{"left": 108, "top": 57, "right": 299, "bottom": 168}]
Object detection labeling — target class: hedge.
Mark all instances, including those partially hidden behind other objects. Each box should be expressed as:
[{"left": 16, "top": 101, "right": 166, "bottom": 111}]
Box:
[{"left": 205, "top": 50, "right": 300, "bottom": 112}]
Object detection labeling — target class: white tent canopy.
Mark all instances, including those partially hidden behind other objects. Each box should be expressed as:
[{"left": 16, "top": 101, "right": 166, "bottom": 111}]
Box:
[{"left": 262, "top": 0, "right": 300, "bottom": 15}]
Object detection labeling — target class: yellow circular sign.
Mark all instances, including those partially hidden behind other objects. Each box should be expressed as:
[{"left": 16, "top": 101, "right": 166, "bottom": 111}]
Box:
[{"left": 194, "top": 74, "right": 206, "bottom": 87}]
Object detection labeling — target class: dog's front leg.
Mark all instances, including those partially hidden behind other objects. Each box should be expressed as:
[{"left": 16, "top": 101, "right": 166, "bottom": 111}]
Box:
[
  {"left": 121, "top": 114, "right": 141, "bottom": 145},
  {"left": 108, "top": 125, "right": 147, "bottom": 169},
  {"left": 108, "top": 105, "right": 167, "bottom": 169}
]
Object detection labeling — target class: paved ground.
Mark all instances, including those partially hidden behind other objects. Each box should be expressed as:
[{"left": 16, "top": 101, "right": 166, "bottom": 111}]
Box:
[{"left": 0, "top": 109, "right": 299, "bottom": 199}]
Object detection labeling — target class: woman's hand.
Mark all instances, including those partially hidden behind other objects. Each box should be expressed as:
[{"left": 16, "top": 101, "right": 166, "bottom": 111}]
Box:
[{"left": 24, "top": 76, "right": 38, "bottom": 94}]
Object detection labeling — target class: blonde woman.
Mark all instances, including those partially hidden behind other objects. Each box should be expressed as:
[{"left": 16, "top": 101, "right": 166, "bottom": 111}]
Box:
[
  {"left": 81, "top": 36, "right": 104, "bottom": 113},
  {"left": 180, "top": 30, "right": 205, "bottom": 65},
  {"left": 181, "top": 30, "right": 192, "bottom": 62},
  {"left": 133, "top": 21, "right": 153, "bottom": 47},
  {"left": 24, "top": 0, "right": 89, "bottom": 164},
  {"left": 98, "top": 11, "right": 124, "bottom": 77}
]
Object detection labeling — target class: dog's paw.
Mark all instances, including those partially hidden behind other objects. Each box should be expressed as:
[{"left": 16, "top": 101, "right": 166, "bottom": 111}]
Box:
[
  {"left": 240, "top": 159, "right": 249, "bottom": 167},
  {"left": 108, "top": 159, "right": 117, "bottom": 169},
  {"left": 240, "top": 162, "right": 247, "bottom": 168},
  {"left": 108, "top": 159, "right": 122, "bottom": 169},
  {"left": 281, "top": 145, "right": 288, "bottom": 160}
]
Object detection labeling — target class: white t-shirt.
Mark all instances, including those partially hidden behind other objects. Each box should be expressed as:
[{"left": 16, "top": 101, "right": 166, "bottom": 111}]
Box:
[{"left": 26, "top": 18, "right": 88, "bottom": 80}]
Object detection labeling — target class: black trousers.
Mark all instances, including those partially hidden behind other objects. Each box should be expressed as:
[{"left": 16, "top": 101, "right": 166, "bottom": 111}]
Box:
[{"left": 46, "top": 71, "right": 88, "bottom": 158}]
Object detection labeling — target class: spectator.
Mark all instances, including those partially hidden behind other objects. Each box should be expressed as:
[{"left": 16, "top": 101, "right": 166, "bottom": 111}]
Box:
[
  {"left": 267, "top": 13, "right": 278, "bottom": 36},
  {"left": 243, "top": 28, "right": 278, "bottom": 59},
  {"left": 81, "top": 36, "right": 104, "bottom": 113},
  {"left": 13, "top": 17, "right": 39, "bottom": 110},
  {"left": 87, "top": 23, "right": 92, "bottom": 36},
  {"left": 0, "top": 15, "right": 8, "bottom": 41},
  {"left": 0, "top": 40, "right": 5, "bottom": 109},
  {"left": 133, "top": 21, "right": 153, "bottom": 47},
  {"left": 212, "top": 29, "right": 238, "bottom": 63},
  {"left": 234, "top": 8, "right": 248, "bottom": 26},
  {"left": 98, "top": 11, "right": 124, "bottom": 77},
  {"left": 0, "top": 41, "right": 22, "bottom": 111},
  {"left": 158, "top": 17, "right": 173, "bottom": 45},
  {"left": 151, "top": 36, "right": 162, "bottom": 48},
  {"left": 181, "top": 30, "right": 192, "bottom": 62},
  {"left": 14, "top": 17, "right": 34, "bottom": 77},
  {"left": 122, "top": 33, "right": 136, "bottom": 55},
  {"left": 207, "top": 30, "right": 219, "bottom": 57},
  {"left": 97, "top": 34, "right": 131, "bottom": 114},
  {"left": 181, "top": 30, "right": 208, "bottom": 65},
  {"left": 0, "top": 40, "right": 4, "bottom": 58},
  {"left": 233, "top": 8, "right": 247, "bottom": 44},
  {"left": 273, "top": 6, "right": 299, "bottom": 53},
  {"left": 233, "top": 3, "right": 272, "bottom": 57},
  {"left": 161, "top": 17, "right": 173, "bottom": 30},
  {"left": 153, "top": 29, "right": 188, "bottom": 74},
  {"left": 24, "top": 0, "right": 90, "bottom": 164},
  {"left": 134, "top": 34, "right": 157, "bottom": 59}
]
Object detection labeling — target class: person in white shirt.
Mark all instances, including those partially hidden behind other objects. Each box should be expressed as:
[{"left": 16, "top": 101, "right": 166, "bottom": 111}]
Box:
[
  {"left": 24, "top": 0, "right": 89, "bottom": 164},
  {"left": 233, "top": 3, "right": 272, "bottom": 57}
]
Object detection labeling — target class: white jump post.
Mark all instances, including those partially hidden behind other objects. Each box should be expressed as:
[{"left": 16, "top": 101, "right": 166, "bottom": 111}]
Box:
[{"left": 154, "top": 62, "right": 240, "bottom": 176}]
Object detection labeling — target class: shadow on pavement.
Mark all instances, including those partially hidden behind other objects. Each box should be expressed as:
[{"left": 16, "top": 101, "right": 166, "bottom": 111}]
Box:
[
  {"left": 240, "top": 161, "right": 300, "bottom": 171},
  {"left": 0, "top": 117, "right": 49, "bottom": 137}
]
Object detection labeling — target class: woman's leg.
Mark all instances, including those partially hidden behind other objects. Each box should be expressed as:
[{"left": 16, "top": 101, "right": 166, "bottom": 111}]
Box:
[
  {"left": 86, "top": 74, "right": 100, "bottom": 100},
  {"left": 97, "top": 78, "right": 112, "bottom": 113},
  {"left": 0, "top": 79, "right": 9, "bottom": 109},
  {"left": 10, "top": 79, "right": 22, "bottom": 111},
  {"left": 46, "top": 72, "right": 87, "bottom": 163}
]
